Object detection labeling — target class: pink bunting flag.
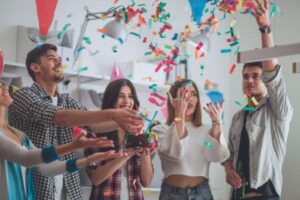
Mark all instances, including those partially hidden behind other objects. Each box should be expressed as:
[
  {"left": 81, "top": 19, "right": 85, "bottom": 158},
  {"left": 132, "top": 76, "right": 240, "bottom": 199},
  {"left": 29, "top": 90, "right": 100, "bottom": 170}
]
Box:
[
  {"left": 35, "top": 0, "right": 58, "bottom": 37},
  {"left": 0, "top": 49, "right": 3, "bottom": 76},
  {"left": 110, "top": 63, "right": 125, "bottom": 82}
]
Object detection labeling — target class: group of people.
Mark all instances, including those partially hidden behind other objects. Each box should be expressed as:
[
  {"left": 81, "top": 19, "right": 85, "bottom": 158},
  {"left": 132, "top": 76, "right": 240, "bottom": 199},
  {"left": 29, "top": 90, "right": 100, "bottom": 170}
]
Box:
[{"left": 0, "top": 1, "right": 293, "bottom": 200}]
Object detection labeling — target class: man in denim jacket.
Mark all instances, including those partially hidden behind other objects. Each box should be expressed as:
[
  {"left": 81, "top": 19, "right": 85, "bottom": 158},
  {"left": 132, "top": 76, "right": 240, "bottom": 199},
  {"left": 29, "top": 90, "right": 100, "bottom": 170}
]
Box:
[{"left": 223, "top": 1, "right": 293, "bottom": 199}]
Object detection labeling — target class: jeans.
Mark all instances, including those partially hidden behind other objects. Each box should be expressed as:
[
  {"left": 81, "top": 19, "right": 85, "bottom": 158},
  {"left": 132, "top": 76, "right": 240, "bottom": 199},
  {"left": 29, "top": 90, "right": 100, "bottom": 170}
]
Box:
[{"left": 159, "top": 181, "right": 213, "bottom": 200}]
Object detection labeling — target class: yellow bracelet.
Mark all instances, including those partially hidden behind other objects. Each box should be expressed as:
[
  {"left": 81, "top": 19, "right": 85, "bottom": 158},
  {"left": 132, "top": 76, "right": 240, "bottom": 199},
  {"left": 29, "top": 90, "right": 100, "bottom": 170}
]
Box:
[{"left": 174, "top": 117, "right": 183, "bottom": 122}]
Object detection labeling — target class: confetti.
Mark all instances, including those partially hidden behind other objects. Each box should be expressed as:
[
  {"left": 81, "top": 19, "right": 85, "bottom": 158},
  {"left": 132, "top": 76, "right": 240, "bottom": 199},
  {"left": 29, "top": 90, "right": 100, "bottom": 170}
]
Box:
[
  {"left": 205, "top": 79, "right": 213, "bottom": 90},
  {"left": 112, "top": 45, "right": 118, "bottom": 53},
  {"left": 229, "top": 64, "right": 236, "bottom": 74},
  {"left": 82, "top": 36, "right": 91, "bottom": 44},
  {"left": 251, "top": 96, "right": 259, "bottom": 106},
  {"left": 234, "top": 100, "right": 243, "bottom": 107},
  {"left": 11, "top": 85, "right": 20, "bottom": 93},
  {"left": 148, "top": 93, "right": 166, "bottom": 107},
  {"left": 149, "top": 83, "right": 158, "bottom": 93},
  {"left": 57, "top": 23, "right": 71, "bottom": 39},
  {"left": 118, "top": 38, "right": 124, "bottom": 44},
  {"left": 142, "top": 37, "right": 147, "bottom": 43},
  {"left": 200, "top": 65, "right": 205, "bottom": 76},
  {"left": 244, "top": 106, "right": 255, "bottom": 111},
  {"left": 129, "top": 32, "right": 141, "bottom": 38},
  {"left": 77, "top": 66, "right": 88, "bottom": 74},
  {"left": 204, "top": 140, "right": 214, "bottom": 149},
  {"left": 58, "top": 64, "right": 68, "bottom": 73},
  {"left": 220, "top": 49, "right": 232, "bottom": 53},
  {"left": 90, "top": 50, "right": 99, "bottom": 56},
  {"left": 171, "top": 33, "right": 178, "bottom": 40},
  {"left": 145, "top": 110, "right": 158, "bottom": 132}
]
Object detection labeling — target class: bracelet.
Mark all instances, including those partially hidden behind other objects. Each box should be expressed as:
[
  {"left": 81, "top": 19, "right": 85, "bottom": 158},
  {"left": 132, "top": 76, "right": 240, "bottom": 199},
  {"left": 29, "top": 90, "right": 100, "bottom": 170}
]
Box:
[
  {"left": 66, "top": 159, "right": 79, "bottom": 173},
  {"left": 212, "top": 120, "right": 222, "bottom": 126},
  {"left": 174, "top": 117, "right": 183, "bottom": 122},
  {"left": 41, "top": 146, "right": 60, "bottom": 163}
]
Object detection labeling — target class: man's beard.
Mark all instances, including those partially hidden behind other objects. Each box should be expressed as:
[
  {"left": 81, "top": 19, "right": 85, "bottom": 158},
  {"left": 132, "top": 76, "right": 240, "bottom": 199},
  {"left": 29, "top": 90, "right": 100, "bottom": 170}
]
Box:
[{"left": 52, "top": 74, "right": 64, "bottom": 83}]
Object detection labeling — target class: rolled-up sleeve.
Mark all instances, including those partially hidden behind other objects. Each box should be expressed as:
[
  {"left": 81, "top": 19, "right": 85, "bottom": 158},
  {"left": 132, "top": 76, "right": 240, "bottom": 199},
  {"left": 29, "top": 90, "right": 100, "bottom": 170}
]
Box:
[{"left": 152, "top": 123, "right": 189, "bottom": 160}]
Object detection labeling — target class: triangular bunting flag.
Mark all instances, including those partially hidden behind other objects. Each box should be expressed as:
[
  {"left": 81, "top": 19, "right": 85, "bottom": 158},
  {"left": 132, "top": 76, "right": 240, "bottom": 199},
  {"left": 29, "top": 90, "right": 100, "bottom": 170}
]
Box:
[{"left": 35, "top": 0, "right": 58, "bottom": 37}]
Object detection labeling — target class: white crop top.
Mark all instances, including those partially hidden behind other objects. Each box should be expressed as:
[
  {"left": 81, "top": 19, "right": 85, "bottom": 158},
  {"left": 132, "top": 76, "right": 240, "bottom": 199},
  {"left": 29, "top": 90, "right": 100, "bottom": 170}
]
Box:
[{"left": 152, "top": 122, "right": 230, "bottom": 180}]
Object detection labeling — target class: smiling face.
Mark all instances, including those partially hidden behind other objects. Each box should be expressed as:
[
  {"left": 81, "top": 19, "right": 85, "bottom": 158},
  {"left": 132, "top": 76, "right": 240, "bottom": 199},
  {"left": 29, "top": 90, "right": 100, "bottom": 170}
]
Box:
[
  {"left": 0, "top": 83, "right": 13, "bottom": 107},
  {"left": 31, "top": 49, "right": 64, "bottom": 83},
  {"left": 114, "top": 85, "right": 134, "bottom": 110}
]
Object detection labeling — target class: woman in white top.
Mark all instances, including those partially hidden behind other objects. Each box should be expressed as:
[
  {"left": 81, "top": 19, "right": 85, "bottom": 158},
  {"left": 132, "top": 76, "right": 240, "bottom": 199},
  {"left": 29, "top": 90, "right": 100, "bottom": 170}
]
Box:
[
  {"left": 153, "top": 79, "right": 230, "bottom": 200},
  {"left": 0, "top": 81, "right": 119, "bottom": 200}
]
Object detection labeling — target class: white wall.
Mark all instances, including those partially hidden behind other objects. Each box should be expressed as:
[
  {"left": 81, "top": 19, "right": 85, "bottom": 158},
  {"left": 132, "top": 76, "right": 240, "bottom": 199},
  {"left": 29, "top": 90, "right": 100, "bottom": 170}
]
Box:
[{"left": 1, "top": 0, "right": 299, "bottom": 199}]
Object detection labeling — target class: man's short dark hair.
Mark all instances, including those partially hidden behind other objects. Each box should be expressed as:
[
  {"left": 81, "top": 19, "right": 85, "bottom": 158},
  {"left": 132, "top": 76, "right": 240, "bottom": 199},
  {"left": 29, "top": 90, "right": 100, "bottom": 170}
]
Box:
[
  {"left": 26, "top": 43, "right": 57, "bottom": 81},
  {"left": 242, "top": 61, "right": 263, "bottom": 73}
]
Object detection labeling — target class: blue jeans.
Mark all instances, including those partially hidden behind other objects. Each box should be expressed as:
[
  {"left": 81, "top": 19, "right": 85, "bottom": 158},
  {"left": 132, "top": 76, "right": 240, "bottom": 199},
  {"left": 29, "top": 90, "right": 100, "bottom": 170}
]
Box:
[{"left": 159, "top": 181, "right": 213, "bottom": 200}]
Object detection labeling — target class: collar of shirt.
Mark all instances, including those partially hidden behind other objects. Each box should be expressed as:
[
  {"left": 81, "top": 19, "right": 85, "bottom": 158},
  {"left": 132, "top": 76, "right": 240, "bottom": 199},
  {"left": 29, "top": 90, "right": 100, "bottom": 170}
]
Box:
[{"left": 32, "top": 82, "right": 61, "bottom": 98}]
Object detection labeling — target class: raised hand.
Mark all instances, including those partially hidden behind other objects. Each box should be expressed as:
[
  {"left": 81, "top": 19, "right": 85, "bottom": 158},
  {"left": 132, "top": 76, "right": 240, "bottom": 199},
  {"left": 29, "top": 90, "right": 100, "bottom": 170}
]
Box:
[
  {"left": 203, "top": 101, "right": 224, "bottom": 122},
  {"left": 252, "top": 0, "right": 270, "bottom": 27},
  {"left": 168, "top": 88, "right": 192, "bottom": 119}
]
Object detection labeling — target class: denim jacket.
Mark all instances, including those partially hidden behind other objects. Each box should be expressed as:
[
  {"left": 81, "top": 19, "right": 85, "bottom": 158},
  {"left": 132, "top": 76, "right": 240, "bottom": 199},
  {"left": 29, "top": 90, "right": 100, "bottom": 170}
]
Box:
[{"left": 227, "top": 65, "right": 293, "bottom": 195}]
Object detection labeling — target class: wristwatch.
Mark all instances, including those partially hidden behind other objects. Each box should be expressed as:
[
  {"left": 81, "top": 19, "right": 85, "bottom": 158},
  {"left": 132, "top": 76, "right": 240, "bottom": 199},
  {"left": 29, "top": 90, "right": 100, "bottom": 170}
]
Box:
[{"left": 259, "top": 25, "right": 271, "bottom": 34}]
